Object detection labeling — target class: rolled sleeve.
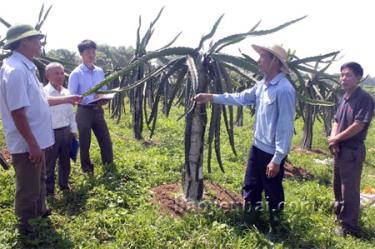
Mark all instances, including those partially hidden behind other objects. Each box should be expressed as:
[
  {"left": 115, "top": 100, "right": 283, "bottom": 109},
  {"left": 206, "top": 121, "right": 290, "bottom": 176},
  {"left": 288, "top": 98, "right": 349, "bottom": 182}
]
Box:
[{"left": 272, "top": 87, "right": 295, "bottom": 164}]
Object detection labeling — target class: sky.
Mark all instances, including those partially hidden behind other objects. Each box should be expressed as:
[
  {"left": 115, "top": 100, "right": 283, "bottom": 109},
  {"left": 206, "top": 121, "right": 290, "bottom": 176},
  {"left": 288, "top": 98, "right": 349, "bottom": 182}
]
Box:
[{"left": 1, "top": 0, "right": 375, "bottom": 76}]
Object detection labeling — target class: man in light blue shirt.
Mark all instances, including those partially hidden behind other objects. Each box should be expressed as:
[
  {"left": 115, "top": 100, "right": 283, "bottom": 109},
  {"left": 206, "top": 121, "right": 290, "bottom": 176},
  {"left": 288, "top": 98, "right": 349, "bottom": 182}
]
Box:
[
  {"left": 194, "top": 44, "right": 295, "bottom": 235},
  {"left": 68, "top": 40, "right": 113, "bottom": 175}
]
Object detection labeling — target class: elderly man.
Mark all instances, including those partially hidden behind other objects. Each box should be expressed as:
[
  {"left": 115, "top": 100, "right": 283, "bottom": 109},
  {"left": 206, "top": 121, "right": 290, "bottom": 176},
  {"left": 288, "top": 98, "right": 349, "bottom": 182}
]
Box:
[
  {"left": 0, "top": 24, "right": 81, "bottom": 234},
  {"left": 194, "top": 44, "right": 295, "bottom": 238},
  {"left": 68, "top": 39, "right": 113, "bottom": 175},
  {"left": 44, "top": 62, "right": 78, "bottom": 196},
  {"left": 328, "top": 62, "right": 374, "bottom": 237}
]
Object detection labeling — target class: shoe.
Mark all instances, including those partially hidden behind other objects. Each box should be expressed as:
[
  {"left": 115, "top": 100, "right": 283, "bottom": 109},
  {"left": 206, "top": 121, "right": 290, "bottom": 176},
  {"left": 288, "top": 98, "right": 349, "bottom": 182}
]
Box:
[
  {"left": 17, "top": 223, "right": 33, "bottom": 236},
  {"left": 60, "top": 185, "right": 71, "bottom": 191},
  {"left": 267, "top": 229, "right": 280, "bottom": 242},
  {"left": 334, "top": 226, "right": 361, "bottom": 238},
  {"left": 41, "top": 208, "right": 52, "bottom": 218},
  {"left": 267, "top": 209, "right": 283, "bottom": 242},
  {"left": 269, "top": 209, "right": 282, "bottom": 226},
  {"left": 82, "top": 163, "right": 94, "bottom": 175},
  {"left": 83, "top": 169, "right": 94, "bottom": 176},
  {"left": 243, "top": 203, "right": 261, "bottom": 227},
  {"left": 334, "top": 225, "right": 347, "bottom": 237}
]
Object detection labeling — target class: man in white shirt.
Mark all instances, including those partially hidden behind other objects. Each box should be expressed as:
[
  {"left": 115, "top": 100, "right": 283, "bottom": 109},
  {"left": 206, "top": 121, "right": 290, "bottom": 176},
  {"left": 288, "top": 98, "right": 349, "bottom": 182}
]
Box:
[
  {"left": 44, "top": 62, "right": 78, "bottom": 196},
  {"left": 0, "top": 24, "right": 81, "bottom": 234}
]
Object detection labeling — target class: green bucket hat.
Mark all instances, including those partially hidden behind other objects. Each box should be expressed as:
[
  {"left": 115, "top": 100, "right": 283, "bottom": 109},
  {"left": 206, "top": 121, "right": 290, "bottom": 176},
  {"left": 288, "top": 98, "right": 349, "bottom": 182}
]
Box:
[{"left": 3, "top": 24, "right": 44, "bottom": 50}]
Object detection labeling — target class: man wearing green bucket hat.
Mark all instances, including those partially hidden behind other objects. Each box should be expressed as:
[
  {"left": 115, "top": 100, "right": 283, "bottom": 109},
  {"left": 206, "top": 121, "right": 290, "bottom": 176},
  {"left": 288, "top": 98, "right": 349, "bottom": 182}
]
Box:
[
  {"left": 0, "top": 24, "right": 80, "bottom": 234},
  {"left": 2, "top": 24, "right": 45, "bottom": 50}
]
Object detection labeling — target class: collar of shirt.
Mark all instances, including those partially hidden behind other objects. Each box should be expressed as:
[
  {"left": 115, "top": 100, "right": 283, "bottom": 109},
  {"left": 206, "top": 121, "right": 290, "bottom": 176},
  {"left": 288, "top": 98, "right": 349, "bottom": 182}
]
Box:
[
  {"left": 45, "top": 83, "right": 59, "bottom": 94},
  {"left": 343, "top": 86, "right": 361, "bottom": 101},
  {"left": 12, "top": 51, "right": 37, "bottom": 72},
  {"left": 263, "top": 72, "right": 286, "bottom": 88},
  {"left": 79, "top": 63, "right": 98, "bottom": 72},
  {"left": 44, "top": 83, "right": 68, "bottom": 96}
]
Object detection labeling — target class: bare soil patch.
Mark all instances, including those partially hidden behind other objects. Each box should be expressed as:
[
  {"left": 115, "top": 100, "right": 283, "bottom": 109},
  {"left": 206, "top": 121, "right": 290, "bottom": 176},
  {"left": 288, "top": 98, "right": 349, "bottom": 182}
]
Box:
[
  {"left": 0, "top": 147, "right": 11, "bottom": 161},
  {"left": 151, "top": 163, "right": 314, "bottom": 217},
  {"left": 293, "top": 146, "right": 327, "bottom": 155},
  {"left": 0, "top": 147, "right": 11, "bottom": 170},
  {"left": 151, "top": 182, "right": 243, "bottom": 217},
  {"left": 284, "top": 162, "right": 314, "bottom": 180}
]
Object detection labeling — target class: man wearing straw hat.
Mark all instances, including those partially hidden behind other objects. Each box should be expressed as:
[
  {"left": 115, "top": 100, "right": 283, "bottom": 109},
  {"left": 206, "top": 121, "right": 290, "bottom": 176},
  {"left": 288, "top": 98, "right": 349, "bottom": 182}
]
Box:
[
  {"left": 194, "top": 44, "right": 295, "bottom": 238},
  {"left": 0, "top": 24, "right": 81, "bottom": 234}
]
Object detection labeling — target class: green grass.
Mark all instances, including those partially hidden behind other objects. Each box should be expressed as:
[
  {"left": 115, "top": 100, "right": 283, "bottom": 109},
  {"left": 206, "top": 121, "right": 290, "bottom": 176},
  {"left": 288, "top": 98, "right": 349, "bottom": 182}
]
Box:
[{"left": 0, "top": 105, "right": 374, "bottom": 249}]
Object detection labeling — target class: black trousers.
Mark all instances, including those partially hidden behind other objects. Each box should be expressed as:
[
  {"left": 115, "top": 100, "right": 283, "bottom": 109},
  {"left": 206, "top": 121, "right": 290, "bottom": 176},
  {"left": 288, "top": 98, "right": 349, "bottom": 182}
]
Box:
[
  {"left": 76, "top": 105, "right": 113, "bottom": 172},
  {"left": 242, "top": 145, "right": 286, "bottom": 211},
  {"left": 333, "top": 144, "right": 365, "bottom": 233},
  {"left": 45, "top": 127, "right": 71, "bottom": 195}
]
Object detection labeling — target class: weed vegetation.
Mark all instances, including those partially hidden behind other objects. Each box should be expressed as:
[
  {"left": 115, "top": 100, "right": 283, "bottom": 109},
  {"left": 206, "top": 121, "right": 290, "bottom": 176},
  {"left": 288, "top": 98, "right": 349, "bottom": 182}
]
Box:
[{"left": 0, "top": 105, "right": 374, "bottom": 248}]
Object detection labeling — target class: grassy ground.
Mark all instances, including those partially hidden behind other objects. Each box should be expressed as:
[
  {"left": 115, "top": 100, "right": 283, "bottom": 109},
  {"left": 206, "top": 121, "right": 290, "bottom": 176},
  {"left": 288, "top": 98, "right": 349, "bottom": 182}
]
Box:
[{"left": 0, "top": 105, "right": 374, "bottom": 249}]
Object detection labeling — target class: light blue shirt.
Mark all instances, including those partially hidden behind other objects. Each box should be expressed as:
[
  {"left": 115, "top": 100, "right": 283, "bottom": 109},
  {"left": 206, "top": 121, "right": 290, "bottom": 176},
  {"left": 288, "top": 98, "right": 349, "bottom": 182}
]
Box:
[
  {"left": 0, "top": 51, "right": 54, "bottom": 153},
  {"left": 68, "top": 63, "right": 107, "bottom": 105},
  {"left": 212, "top": 72, "right": 295, "bottom": 164}
]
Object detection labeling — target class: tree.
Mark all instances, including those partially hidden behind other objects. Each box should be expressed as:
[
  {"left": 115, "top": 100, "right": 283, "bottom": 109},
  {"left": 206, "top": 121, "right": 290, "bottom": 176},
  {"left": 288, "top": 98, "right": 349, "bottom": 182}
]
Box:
[
  {"left": 96, "top": 45, "right": 135, "bottom": 71},
  {"left": 46, "top": 49, "right": 79, "bottom": 69},
  {"left": 287, "top": 54, "right": 340, "bottom": 150},
  {"left": 106, "top": 7, "right": 183, "bottom": 138}
]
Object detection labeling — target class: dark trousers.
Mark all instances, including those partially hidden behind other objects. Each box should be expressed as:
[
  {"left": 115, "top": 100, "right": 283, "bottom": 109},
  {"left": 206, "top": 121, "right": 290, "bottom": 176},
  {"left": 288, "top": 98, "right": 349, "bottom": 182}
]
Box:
[
  {"left": 12, "top": 151, "right": 47, "bottom": 226},
  {"left": 333, "top": 144, "right": 365, "bottom": 233},
  {"left": 242, "top": 145, "right": 286, "bottom": 212},
  {"left": 77, "top": 105, "right": 113, "bottom": 172},
  {"left": 45, "top": 127, "right": 71, "bottom": 195}
]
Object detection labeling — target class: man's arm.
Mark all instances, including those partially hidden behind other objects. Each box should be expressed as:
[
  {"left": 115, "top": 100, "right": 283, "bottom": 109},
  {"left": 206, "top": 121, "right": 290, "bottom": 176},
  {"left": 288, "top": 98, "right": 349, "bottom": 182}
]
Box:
[
  {"left": 328, "top": 121, "right": 340, "bottom": 155},
  {"left": 47, "top": 95, "right": 82, "bottom": 106},
  {"left": 194, "top": 93, "right": 213, "bottom": 104},
  {"left": 267, "top": 86, "right": 295, "bottom": 178},
  {"left": 328, "top": 121, "right": 366, "bottom": 145},
  {"left": 11, "top": 108, "right": 42, "bottom": 164},
  {"left": 330, "top": 121, "right": 338, "bottom": 137},
  {"left": 329, "top": 95, "right": 343, "bottom": 154},
  {"left": 194, "top": 86, "right": 258, "bottom": 106}
]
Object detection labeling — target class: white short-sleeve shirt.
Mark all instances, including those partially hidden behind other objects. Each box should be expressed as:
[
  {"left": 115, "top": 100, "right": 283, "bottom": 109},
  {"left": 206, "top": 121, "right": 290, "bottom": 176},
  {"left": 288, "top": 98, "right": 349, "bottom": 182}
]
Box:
[
  {"left": 0, "top": 51, "right": 54, "bottom": 154},
  {"left": 43, "top": 83, "right": 77, "bottom": 133}
]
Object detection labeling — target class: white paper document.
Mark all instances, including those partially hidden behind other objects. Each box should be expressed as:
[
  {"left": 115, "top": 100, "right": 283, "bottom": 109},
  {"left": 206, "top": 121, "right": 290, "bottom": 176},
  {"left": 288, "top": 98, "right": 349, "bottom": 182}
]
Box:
[{"left": 87, "top": 93, "right": 116, "bottom": 104}]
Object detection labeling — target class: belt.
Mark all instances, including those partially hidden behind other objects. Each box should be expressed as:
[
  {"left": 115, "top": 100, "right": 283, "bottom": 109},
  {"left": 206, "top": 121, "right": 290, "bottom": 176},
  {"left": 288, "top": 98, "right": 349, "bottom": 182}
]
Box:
[
  {"left": 54, "top": 126, "right": 69, "bottom": 131},
  {"left": 78, "top": 104, "right": 101, "bottom": 110}
]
